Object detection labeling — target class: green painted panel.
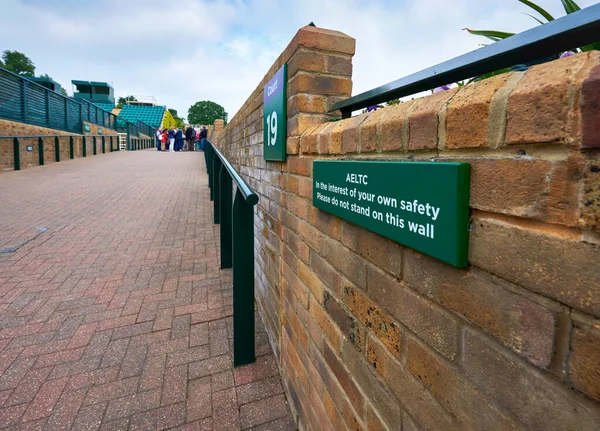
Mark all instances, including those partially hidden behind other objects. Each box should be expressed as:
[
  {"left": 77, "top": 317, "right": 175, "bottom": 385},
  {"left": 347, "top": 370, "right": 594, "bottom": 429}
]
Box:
[
  {"left": 313, "top": 160, "right": 470, "bottom": 268},
  {"left": 84, "top": 124, "right": 91, "bottom": 133},
  {"left": 263, "top": 64, "right": 287, "bottom": 162},
  {"left": 98, "top": 128, "right": 103, "bottom": 135}
]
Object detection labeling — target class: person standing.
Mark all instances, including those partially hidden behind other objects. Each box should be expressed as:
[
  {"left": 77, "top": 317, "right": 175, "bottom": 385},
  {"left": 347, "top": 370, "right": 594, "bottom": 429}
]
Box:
[
  {"left": 160, "top": 129, "right": 167, "bottom": 151},
  {"left": 167, "top": 127, "right": 175, "bottom": 152},
  {"left": 175, "top": 128, "right": 184, "bottom": 151},
  {"left": 199, "top": 126, "right": 208, "bottom": 151},
  {"left": 185, "top": 125, "right": 195, "bottom": 151},
  {"left": 156, "top": 128, "right": 162, "bottom": 151}
]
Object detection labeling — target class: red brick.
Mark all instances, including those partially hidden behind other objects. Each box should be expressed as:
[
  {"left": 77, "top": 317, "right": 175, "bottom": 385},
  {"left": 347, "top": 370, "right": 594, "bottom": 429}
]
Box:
[
  {"left": 322, "top": 343, "right": 365, "bottom": 416},
  {"left": 463, "top": 328, "right": 600, "bottom": 429},
  {"left": 404, "top": 250, "right": 556, "bottom": 367},
  {"left": 470, "top": 217, "right": 600, "bottom": 318},
  {"left": 406, "top": 336, "right": 518, "bottom": 429},
  {"left": 233, "top": 354, "right": 278, "bottom": 386},
  {"left": 6, "top": 366, "right": 52, "bottom": 406},
  {"left": 293, "top": 26, "right": 356, "bottom": 56},
  {"left": 44, "top": 388, "right": 86, "bottom": 431},
  {"left": 187, "top": 377, "right": 212, "bottom": 421},
  {"left": 22, "top": 377, "right": 68, "bottom": 422},
  {"left": 380, "top": 100, "right": 419, "bottom": 152},
  {"left": 84, "top": 377, "right": 139, "bottom": 406},
  {"left": 342, "top": 115, "right": 368, "bottom": 154},
  {"left": 129, "top": 403, "right": 186, "bottom": 431},
  {"left": 340, "top": 220, "right": 402, "bottom": 277},
  {"left": 581, "top": 62, "right": 600, "bottom": 148},
  {"left": 408, "top": 88, "right": 458, "bottom": 150},
  {"left": 445, "top": 73, "right": 511, "bottom": 149},
  {"left": 104, "top": 389, "right": 161, "bottom": 421},
  {"left": 367, "top": 267, "right": 459, "bottom": 360},
  {"left": 569, "top": 317, "right": 600, "bottom": 401},
  {"left": 506, "top": 52, "right": 598, "bottom": 145},
  {"left": 239, "top": 394, "right": 290, "bottom": 429},
  {"left": 162, "top": 365, "right": 187, "bottom": 406},
  {"left": 188, "top": 354, "right": 232, "bottom": 379},
  {"left": 322, "top": 238, "right": 367, "bottom": 289},
  {"left": 35, "top": 346, "right": 85, "bottom": 368}
]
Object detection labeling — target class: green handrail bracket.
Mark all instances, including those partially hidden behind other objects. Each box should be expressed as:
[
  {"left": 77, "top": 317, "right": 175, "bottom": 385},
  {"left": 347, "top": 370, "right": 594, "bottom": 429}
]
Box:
[
  {"left": 38, "top": 137, "right": 44, "bottom": 166},
  {"left": 55, "top": 136, "right": 60, "bottom": 162},
  {"left": 13, "top": 137, "right": 20, "bottom": 171},
  {"left": 204, "top": 140, "right": 259, "bottom": 367}
]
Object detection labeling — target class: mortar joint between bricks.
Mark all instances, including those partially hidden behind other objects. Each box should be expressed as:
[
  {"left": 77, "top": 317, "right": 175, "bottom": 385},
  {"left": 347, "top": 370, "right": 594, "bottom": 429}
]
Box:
[{"left": 437, "top": 87, "right": 462, "bottom": 152}]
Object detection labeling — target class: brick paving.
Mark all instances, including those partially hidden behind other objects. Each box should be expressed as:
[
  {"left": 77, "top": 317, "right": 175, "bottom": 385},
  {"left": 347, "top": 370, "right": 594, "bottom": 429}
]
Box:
[{"left": 0, "top": 151, "right": 295, "bottom": 430}]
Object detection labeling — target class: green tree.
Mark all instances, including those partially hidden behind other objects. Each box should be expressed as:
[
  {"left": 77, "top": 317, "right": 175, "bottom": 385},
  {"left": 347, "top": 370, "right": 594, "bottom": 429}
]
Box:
[
  {"left": 2, "top": 50, "right": 35, "bottom": 76},
  {"left": 187, "top": 100, "right": 228, "bottom": 126},
  {"left": 116, "top": 95, "right": 137, "bottom": 109}
]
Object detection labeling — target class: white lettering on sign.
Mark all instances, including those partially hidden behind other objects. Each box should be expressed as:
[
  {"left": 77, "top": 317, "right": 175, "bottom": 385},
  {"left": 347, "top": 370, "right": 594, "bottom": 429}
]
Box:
[
  {"left": 346, "top": 173, "right": 368, "bottom": 185},
  {"left": 267, "top": 79, "right": 278, "bottom": 97}
]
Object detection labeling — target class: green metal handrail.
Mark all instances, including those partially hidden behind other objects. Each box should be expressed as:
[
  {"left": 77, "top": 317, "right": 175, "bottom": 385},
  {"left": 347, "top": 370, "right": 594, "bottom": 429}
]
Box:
[{"left": 204, "top": 140, "right": 259, "bottom": 367}]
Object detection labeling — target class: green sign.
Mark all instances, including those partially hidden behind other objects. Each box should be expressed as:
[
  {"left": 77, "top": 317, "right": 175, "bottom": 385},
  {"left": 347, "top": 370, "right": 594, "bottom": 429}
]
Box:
[
  {"left": 313, "top": 161, "right": 470, "bottom": 268},
  {"left": 98, "top": 128, "right": 103, "bottom": 135},
  {"left": 84, "top": 124, "right": 91, "bottom": 133},
  {"left": 263, "top": 64, "right": 287, "bottom": 161}
]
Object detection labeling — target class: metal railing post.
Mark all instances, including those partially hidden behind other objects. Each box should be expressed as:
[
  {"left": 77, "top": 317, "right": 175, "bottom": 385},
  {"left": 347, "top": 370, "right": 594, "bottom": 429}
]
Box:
[
  {"left": 232, "top": 189, "right": 255, "bottom": 367},
  {"left": 82, "top": 136, "right": 87, "bottom": 157},
  {"left": 55, "top": 136, "right": 60, "bottom": 162},
  {"left": 93, "top": 136, "right": 97, "bottom": 155},
  {"left": 208, "top": 146, "right": 214, "bottom": 200},
  {"left": 69, "top": 136, "right": 74, "bottom": 159},
  {"left": 219, "top": 164, "right": 233, "bottom": 269},
  {"left": 213, "top": 157, "right": 221, "bottom": 224},
  {"left": 110, "top": 136, "right": 113, "bottom": 152},
  {"left": 38, "top": 137, "right": 44, "bottom": 166},
  {"left": 13, "top": 138, "right": 20, "bottom": 171},
  {"left": 126, "top": 123, "right": 131, "bottom": 151},
  {"left": 102, "top": 136, "right": 105, "bottom": 154}
]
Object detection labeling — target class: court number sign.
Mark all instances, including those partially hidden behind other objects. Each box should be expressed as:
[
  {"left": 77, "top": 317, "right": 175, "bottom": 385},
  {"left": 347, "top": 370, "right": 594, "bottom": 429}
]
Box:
[{"left": 263, "top": 64, "right": 287, "bottom": 161}]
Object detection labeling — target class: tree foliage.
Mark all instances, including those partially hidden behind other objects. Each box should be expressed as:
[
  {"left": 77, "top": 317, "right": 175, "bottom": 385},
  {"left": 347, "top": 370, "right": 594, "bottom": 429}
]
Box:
[
  {"left": 2, "top": 50, "right": 35, "bottom": 76},
  {"left": 187, "top": 100, "right": 228, "bottom": 126},
  {"left": 116, "top": 95, "right": 137, "bottom": 109},
  {"left": 465, "top": 0, "right": 599, "bottom": 51},
  {"left": 168, "top": 108, "right": 185, "bottom": 127}
]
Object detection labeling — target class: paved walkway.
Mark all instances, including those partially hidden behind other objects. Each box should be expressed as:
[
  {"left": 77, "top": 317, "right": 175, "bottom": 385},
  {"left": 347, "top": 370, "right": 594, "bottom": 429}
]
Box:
[{"left": 0, "top": 151, "right": 294, "bottom": 430}]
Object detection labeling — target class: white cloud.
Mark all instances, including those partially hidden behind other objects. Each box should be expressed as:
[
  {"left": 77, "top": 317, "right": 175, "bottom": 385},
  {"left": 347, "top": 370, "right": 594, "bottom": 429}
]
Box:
[{"left": 2, "top": 0, "right": 598, "bottom": 121}]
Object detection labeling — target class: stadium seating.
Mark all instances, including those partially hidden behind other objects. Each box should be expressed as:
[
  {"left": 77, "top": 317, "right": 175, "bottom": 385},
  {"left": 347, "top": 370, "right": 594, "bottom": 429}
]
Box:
[
  {"left": 92, "top": 102, "right": 116, "bottom": 112},
  {"left": 118, "top": 105, "right": 165, "bottom": 128}
]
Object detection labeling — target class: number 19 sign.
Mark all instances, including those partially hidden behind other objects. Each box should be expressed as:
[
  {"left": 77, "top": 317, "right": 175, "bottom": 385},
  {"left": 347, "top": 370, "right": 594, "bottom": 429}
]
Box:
[{"left": 263, "top": 64, "right": 287, "bottom": 161}]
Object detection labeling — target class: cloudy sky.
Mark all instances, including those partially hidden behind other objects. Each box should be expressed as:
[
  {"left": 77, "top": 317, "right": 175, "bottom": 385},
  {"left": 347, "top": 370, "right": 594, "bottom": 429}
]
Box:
[{"left": 2, "top": 0, "right": 597, "bottom": 120}]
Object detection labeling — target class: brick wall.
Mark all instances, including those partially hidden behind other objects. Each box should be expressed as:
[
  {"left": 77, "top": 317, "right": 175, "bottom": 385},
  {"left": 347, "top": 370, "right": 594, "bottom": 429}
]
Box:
[
  {"left": 214, "top": 25, "right": 600, "bottom": 430},
  {"left": 0, "top": 119, "right": 120, "bottom": 171}
]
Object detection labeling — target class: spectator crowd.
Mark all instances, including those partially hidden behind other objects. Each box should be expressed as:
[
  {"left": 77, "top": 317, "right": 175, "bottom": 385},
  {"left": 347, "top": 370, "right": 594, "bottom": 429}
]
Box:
[{"left": 155, "top": 125, "right": 208, "bottom": 152}]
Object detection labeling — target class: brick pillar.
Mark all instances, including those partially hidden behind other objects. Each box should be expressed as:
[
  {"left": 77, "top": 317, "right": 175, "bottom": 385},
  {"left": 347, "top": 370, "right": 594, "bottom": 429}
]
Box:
[
  {"left": 285, "top": 26, "right": 355, "bottom": 154},
  {"left": 212, "top": 119, "right": 225, "bottom": 146}
]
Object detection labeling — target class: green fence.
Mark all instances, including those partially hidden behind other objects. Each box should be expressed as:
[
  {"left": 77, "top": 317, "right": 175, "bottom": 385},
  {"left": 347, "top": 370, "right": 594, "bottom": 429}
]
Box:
[
  {"left": 204, "top": 141, "right": 259, "bottom": 367},
  {"left": 0, "top": 66, "right": 117, "bottom": 134}
]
